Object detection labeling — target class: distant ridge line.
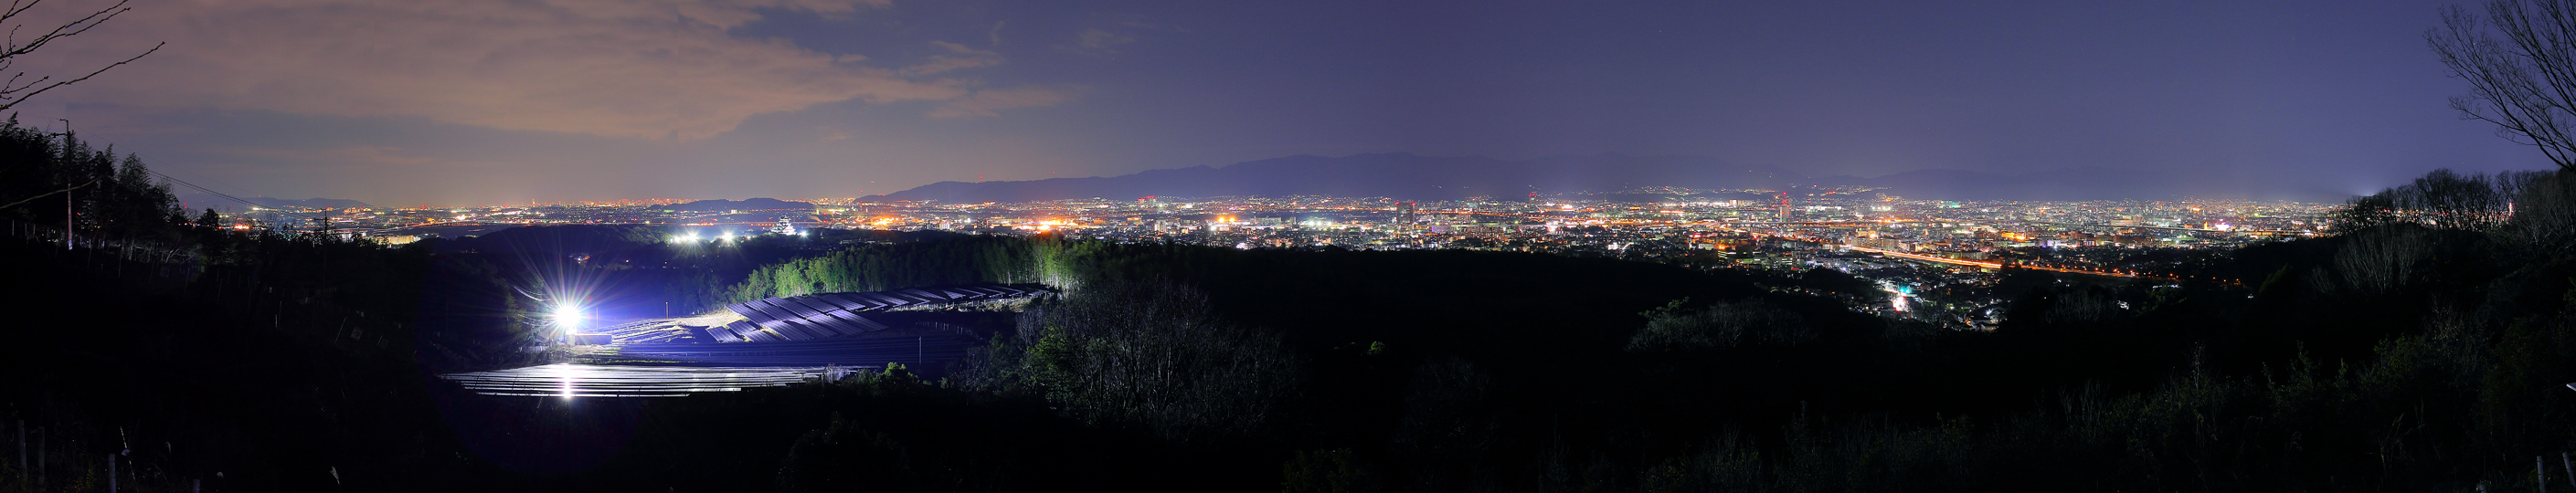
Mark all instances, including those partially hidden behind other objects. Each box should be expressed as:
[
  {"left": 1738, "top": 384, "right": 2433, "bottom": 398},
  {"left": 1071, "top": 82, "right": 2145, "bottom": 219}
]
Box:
[{"left": 868, "top": 153, "right": 2350, "bottom": 204}]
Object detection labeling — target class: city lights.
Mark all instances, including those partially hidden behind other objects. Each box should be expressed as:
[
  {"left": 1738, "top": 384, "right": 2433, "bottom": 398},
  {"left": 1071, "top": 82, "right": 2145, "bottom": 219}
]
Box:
[{"left": 229, "top": 191, "right": 2316, "bottom": 332}]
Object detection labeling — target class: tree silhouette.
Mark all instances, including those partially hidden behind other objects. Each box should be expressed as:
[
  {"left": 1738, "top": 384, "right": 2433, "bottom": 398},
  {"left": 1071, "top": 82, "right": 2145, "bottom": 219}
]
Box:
[{"left": 2432, "top": 0, "right": 2576, "bottom": 171}]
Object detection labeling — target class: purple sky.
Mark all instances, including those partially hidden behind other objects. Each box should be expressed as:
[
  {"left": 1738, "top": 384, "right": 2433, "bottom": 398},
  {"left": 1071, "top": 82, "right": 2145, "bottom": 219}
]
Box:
[{"left": 6, "top": 0, "right": 2552, "bottom": 205}]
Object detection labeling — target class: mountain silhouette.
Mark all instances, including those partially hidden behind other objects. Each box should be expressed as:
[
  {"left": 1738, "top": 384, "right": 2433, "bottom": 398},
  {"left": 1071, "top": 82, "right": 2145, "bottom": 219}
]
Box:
[
  {"left": 873, "top": 153, "right": 2348, "bottom": 203},
  {"left": 880, "top": 153, "right": 1803, "bottom": 203},
  {"left": 176, "top": 194, "right": 373, "bottom": 211},
  {"left": 665, "top": 198, "right": 813, "bottom": 212}
]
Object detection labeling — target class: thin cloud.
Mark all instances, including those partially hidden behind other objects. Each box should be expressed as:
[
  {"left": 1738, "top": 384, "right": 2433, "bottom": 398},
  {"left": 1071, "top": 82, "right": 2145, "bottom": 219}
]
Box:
[
  {"left": 213, "top": 145, "right": 437, "bottom": 167},
  {"left": 901, "top": 41, "right": 1004, "bottom": 77},
  {"left": 1062, "top": 28, "right": 1136, "bottom": 58},
  {"left": 928, "top": 87, "right": 1076, "bottom": 119},
  {"left": 27, "top": 0, "right": 1042, "bottom": 140}
]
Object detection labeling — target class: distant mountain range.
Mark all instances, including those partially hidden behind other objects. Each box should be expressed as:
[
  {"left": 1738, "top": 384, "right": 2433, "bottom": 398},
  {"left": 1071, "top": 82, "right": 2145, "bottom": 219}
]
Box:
[
  {"left": 175, "top": 194, "right": 819, "bottom": 212},
  {"left": 177, "top": 194, "right": 372, "bottom": 211},
  {"left": 873, "top": 153, "right": 2355, "bottom": 204},
  {"left": 664, "top": 197, "right": 812, "bottom": 212}
]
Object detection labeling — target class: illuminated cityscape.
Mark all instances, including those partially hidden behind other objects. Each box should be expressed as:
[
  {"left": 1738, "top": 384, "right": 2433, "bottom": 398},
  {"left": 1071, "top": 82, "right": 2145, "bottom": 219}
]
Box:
[
  {"left": 7, "top": 0, "right": 2571, "bottom": 489},
  {"left": 209, "top": 190, "right": 2334, "bottom": 331},
  {"left": 240, "top": 192, "right": 2333, "bottom": 253}
]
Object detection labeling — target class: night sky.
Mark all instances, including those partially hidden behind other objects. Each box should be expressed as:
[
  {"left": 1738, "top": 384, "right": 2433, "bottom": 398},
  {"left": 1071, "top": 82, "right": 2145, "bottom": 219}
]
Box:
[{"left": 7, "top": 0, "right": 2552, "bottom": 206}]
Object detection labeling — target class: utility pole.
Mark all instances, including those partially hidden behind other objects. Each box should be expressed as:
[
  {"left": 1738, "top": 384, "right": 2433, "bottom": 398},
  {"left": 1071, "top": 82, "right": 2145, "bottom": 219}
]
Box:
[{"left": 60, "top": 119, "right": 71, "bottom": 251}]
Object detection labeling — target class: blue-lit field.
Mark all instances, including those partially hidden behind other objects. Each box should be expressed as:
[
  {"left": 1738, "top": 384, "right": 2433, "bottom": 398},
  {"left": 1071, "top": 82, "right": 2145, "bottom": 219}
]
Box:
[
  {"left": 440, "top": 283, "right": 1045, "bottom": 397},
  {"left": 438, "top": 363, "right": 856, "bottom": 397}
]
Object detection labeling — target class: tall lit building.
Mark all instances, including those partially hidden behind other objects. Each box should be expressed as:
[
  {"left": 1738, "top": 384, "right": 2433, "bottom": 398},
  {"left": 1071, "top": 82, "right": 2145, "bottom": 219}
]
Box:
[{"left": 1396, "top": 202, "right": 1418, "bottom": 236}]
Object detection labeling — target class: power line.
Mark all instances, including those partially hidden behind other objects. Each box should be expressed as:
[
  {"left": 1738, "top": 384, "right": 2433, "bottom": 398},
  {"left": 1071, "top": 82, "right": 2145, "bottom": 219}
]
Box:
[
  {"left": 0, "top": 177, "right": 96, "bottom": 211},
  {"left": 143, "top": 168, "right": 323, "bottom": 222},
  {"left": 0, "top": 120, "right": 326, "bottom": 229},
  {"left": 154, "top": 163, "right": 272, "bottom": 209}
]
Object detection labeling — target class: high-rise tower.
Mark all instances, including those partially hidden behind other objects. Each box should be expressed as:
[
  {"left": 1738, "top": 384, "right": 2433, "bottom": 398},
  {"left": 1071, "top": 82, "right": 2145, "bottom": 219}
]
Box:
[{"left": 1396, "top": 202, "right": 1418, "bottom": 235}]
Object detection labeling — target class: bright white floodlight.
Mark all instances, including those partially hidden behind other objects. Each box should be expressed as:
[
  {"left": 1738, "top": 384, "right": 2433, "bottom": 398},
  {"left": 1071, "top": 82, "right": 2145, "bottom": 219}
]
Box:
[{"left": 551, "top": 303, "right": 584, "bottom": 330}]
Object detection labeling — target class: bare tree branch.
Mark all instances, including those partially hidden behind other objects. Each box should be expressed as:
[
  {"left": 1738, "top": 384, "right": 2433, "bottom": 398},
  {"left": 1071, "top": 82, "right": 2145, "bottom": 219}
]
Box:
[
  {"left": 0, "top": 0, "right": 155, "bottom": 112},
  {"left": 2431, "top": 0, "right": 2576, "bottom": 171},
  {"left": 0, "top": 39, "right": 154, "bottom": 110}
]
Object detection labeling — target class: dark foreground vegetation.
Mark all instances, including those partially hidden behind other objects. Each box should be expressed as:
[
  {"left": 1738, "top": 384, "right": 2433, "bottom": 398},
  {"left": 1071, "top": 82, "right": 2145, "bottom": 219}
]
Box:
[{"left": 4, "top": 118, "right": 2576, "bottom": 492}]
